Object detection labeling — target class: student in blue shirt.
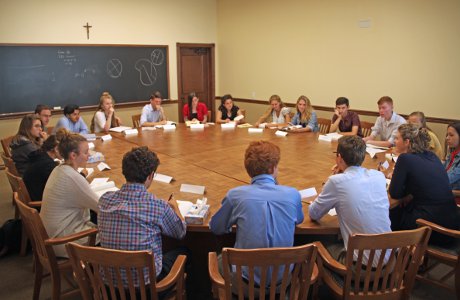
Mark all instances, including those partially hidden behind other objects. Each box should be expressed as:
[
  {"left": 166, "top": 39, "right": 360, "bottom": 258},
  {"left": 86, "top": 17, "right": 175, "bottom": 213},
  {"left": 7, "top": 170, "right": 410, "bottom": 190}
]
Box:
[
  {"left": 290, "top": 95, "right": 318, "bottom": 132},
  {"left": 210, "top": 140, "right": 303, "bottom": 287},
  {"left": 54, "top": 104, "right": 88, "bottom": 134}
]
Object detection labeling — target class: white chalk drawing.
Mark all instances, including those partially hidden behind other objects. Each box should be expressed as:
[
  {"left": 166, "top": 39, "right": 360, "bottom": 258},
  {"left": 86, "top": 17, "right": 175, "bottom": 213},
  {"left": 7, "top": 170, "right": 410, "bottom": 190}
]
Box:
[
  {"left": 107, "top": 59, "right": 122, "bottom": 78},
  {"left": 74, "top": 67, "right": 96, "bottom": 79},
  {"left": 151, "top": 49, "right": 164, "bottom": 66},
  {"left": 135, "top": 59, "right": 157, "bottom": 86}
]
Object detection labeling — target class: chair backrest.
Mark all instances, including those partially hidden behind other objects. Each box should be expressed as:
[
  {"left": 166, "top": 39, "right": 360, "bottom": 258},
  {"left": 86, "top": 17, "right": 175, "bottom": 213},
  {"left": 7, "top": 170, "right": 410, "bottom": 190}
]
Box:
[
  {"left": 221, "top": 244, "right": 317, "bottom": 300},
  {"left": 207, "top": 110, "right": 212, "bottom": 122},
  {"left": 343, "top": 227, "right": 431, "bottom": 299},
  {"left": 66, "top": 242, "right": 163, "bottom": 300},
  {"left": 1, "top": 135, "right": 14, "bottom": 157},
  {"left": 2, "top": 153, "right": 19, "bottom": 176},
  {"left": 360, "top": 121, "right": 374, "bottom": 138},
  {"left": 132, "top": 114, "right": 141, "bottom": 128},
  {"left": 5, "top": 167, "right": 32, "bottom": 205},
  {"left": 317, "top": 118, "right": 331, "bottom": 134},
  {"left": 14, "top": 194, "right": 58, "bottom": 274}
]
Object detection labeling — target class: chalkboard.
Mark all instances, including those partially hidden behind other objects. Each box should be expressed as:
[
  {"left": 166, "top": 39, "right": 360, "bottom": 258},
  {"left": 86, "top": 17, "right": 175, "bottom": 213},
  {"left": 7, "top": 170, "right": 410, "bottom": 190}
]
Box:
[{"left": 0, "top": 44, "right": 169, "bottom": 115}]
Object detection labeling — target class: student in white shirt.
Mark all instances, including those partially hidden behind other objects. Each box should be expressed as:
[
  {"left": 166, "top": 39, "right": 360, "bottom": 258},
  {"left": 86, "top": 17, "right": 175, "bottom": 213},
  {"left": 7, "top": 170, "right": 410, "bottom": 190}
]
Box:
[
  {"left": 90, "top": 92, "right": 122, "bottom": 133},
  {"left": 255, "top": 94, "right": 291, "bottom": 128},
  {"left": 362, "top": 96, "right": 406, "bottom": 148},
  {"left": 140, "top": 91, "right": 167, "bottom": 127}
]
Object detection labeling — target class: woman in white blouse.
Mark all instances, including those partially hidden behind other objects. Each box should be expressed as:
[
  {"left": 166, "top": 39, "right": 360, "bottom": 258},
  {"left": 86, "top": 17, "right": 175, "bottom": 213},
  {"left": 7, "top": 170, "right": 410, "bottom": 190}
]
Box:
[
  {"left": 40, "top": 131, "right": 99, "bottom": 257},
  {"left": 255, "top": 94, "right": 291, "bottom": 128},
  {"left": 90, "top": 92, "right": 122, "bottom": 133}
]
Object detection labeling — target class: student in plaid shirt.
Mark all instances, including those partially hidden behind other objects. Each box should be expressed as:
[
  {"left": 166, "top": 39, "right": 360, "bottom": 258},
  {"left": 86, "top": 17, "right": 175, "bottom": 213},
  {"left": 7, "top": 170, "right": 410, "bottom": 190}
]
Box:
[{"left": 98, "top": 146, "right": 188, "bottom": 290}]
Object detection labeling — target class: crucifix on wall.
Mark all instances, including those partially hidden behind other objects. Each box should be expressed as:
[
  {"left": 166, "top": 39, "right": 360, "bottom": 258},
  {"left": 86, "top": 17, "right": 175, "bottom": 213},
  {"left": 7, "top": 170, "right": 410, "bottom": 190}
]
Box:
[{"left": 83, "top": 22, "right": 92, "bottom": 40}]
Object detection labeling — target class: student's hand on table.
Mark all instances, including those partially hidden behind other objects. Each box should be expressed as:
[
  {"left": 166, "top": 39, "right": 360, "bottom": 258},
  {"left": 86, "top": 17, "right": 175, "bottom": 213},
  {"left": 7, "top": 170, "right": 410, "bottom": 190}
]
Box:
[{"left": 160, "top": 120, "right": 167, "bottom": 125}]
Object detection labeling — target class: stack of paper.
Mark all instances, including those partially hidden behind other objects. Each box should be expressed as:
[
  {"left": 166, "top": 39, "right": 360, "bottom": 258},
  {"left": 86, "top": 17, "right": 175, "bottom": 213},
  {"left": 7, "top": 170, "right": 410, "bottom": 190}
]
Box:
[
  {"left": 221, "top": 122, "right": 236, "bottom": 129},
  {"left": 90, "top": 178, "right": 119, "bottom": 198},
  {"left": 365, "top": 146, "right": 387, "bottom": 158},
  {"left": 237, "top": 123, "right": 253, "bottom": 128},
  {"left": 109, "top": 126, "right": 133, "bottom": 133},
  {"left": 233, "top": 115, "right": 244, "bottom": 121},
  {"left": 318, "top": 132, "right": 343, "bottom": 142}
]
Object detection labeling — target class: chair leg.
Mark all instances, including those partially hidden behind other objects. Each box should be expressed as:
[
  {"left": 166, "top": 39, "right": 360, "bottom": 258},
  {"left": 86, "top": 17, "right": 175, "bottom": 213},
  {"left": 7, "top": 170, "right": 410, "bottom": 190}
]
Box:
[
  {"left": 33, "top": 261, "right": 43, "bottom": 300},
  {"left": 51, "top": 271, "right": 62, "bottom": 300},
  {"left": 20, "top": 226, "right": 28, "bottom": 256}
]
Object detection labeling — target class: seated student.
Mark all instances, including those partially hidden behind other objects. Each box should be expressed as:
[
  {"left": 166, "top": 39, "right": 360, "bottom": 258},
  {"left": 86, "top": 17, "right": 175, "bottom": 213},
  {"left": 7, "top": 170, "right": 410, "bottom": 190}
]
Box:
[
  {"left": 215, "top": 94, "right": 244, "bottom": 124},
  {"left": 210, "top": 141, "right": 303, "bottom": 284},
  {"left": 98, "top": 147, "right": 188, "bottom": 291},
  {"left": 10, "top": 114, "right": 43, "bottom": 176},
  {"left": 140, "top": 91, "right": 168, "bottom": 127},
  {"left": 407, "top": 111, "right": 443, "bottom": 160},
  {"left": 444, "top": 122, "right": 460, "bottom": 190},
  {"left": 40, "top": 131, "right": 99, "bottom": 257},
  {"left": 309, "top": 136, "right": 391, "bottom": 265},
  {"left": 362, "top": 96, "right": 406, "bottom": 147},
  {"left": 183, "top": 92, "right": 207, "bottom": 123},
  {"left": 35, "top": 104, "right": 52, "bottom": 139},
  {"left": 23, "top": 130, "right": 65, "bottom": 201},
  {"left": 389, "top": 124, "right": 459, "bottom": 245},
  {"left": 329, "top": 97, "right": 363, "bottom": 137},
  {"left": 90, "top": 92, "right": 122, "bottom": 133},
  {"left": 54, "top": 104, "right": 88, "bottom": 134},
  {"left": 254, "top": 95, "right": 291, "bottom": 128},
  {"left": 289, "top": 95, "right": 318, "bottom": 132}
]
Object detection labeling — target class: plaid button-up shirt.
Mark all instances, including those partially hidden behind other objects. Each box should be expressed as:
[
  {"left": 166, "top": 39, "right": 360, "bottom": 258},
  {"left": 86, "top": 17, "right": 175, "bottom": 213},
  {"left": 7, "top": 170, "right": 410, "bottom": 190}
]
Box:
[{"left": 98, "top": 183, "right": 186, "bottom": 286}]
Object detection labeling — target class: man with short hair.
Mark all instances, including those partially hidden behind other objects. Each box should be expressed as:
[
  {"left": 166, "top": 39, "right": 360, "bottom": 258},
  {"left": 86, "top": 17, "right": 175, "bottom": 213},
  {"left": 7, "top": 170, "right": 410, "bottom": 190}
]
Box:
[
  {"left": 98, "top": 146, "right": 187, "bottom": 287},
  {"left": 53, "top": 104, "right": 88, "bottom": 134},
  {"left": 140, "top": 91, "right": 167, "bottom": 127},
  {"left": 329, "top": 97, "right": 363, "bottom": 137},
  {"left": 35, "top": 104, "right": 52, "bottom": 139},
  {"left": 363, "top": 96, "right": 406, "bottom": 147},
  {"left": 309, "top": 136, "right": 391, "bottom": 265}
]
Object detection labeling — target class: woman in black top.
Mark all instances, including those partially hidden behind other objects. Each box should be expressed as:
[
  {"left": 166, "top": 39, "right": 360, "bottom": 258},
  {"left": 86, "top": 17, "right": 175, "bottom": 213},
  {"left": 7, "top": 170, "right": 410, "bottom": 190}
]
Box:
[
  {"left": 23, "top": 131, "right": 64, "bottom": 201},
  {"left": 215, "top": 94, "right": 244, "bottom": 124},
  {"left": 389, "top": 124, "right": 459, "bottom": 244}
]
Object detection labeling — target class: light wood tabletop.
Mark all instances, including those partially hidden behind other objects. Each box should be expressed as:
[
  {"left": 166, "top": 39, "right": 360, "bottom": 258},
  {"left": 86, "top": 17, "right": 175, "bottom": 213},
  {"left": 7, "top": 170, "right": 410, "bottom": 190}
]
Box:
[{"left": 88, "top": 125, "right": 391, "bottom": 235}]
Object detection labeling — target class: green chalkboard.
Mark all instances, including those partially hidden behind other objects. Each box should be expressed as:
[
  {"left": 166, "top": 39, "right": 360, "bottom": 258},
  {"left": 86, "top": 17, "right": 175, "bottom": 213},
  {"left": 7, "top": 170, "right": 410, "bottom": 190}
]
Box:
[{"left": 0, "top": 44, "right": 169, "bottom": 115}]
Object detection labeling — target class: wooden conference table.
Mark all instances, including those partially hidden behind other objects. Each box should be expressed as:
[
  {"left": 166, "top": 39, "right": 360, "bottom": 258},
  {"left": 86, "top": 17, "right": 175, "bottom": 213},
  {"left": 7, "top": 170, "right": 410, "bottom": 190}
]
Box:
[{"left": 89, "top": 124, "right": 390, "bottom": 235}]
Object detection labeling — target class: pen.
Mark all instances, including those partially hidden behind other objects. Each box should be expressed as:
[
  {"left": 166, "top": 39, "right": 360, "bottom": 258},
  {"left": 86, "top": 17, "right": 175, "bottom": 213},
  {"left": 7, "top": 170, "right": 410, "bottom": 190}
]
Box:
[{"left": 168, "top": 193, "right": 174, "bottom": 201}]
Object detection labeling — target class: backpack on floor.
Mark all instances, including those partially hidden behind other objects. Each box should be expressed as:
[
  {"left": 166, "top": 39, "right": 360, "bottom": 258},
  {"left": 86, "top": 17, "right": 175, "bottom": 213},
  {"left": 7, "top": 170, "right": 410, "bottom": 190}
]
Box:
[{"left": 0, "top": 219, "right": 22, "bottom": 257}]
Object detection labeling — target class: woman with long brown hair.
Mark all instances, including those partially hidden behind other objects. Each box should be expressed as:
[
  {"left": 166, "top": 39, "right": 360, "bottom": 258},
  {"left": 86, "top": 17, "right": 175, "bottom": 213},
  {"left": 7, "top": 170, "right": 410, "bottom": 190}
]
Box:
[{"left": 90, "top": 92, "right": 122, "bottom": 133}]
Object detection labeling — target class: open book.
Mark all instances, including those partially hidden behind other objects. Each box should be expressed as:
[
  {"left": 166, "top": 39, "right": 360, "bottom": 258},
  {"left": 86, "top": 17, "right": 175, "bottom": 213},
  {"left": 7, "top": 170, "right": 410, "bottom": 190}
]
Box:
[{"left": 90, "top": 180, "right": 119, "bottom": 198}]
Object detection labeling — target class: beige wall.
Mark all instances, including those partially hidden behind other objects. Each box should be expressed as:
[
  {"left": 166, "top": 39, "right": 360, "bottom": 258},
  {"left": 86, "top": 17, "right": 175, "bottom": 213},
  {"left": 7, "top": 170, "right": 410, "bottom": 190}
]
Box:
[{"left": 216, "top": 0, "right": 460, "bottom": 120}]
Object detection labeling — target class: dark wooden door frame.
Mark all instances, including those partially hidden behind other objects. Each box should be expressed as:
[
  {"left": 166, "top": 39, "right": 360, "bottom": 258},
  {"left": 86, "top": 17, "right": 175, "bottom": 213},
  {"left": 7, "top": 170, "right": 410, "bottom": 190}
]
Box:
[{"left": 176, "top": 43, "right": 215, "bottom": 122}]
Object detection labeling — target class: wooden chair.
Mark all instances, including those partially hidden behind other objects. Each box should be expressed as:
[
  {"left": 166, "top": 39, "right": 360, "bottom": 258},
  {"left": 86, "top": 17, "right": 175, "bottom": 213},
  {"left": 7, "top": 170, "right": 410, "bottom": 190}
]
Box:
[
  {"left": 65, "top": 242, "right": 187, "bottom": 300},
  {"left": 317, "top": 118, "right": 331, "bottom": 134},
  {"left": 208, "top": 244, "right": 318, "bottom": 300},
  {"left": 207, "top": 110, "right": 212, "bottom": 122},
  {"left": 2, "top": 153, "right": 20, "bottom": 207},
  {"left": 14, "top": 195, "right": 98, "bottom": 300},
  {"left": 361, "top": 121, "right": 374, "bottom": 138},
  {"left": 315, "top": 227, "right": 431, "bottom": 300},
  {"left": 132, "top": 114, "right": 141, "bottom": 128},
  {"left": 1, "top": 135, "right": 14, "bottom": 157},
  {"left": 416, "top": 218, "right": 460, "bottom": 299},
  {"left": 6, "top": 168, "right": 41, "bottom": 255}
]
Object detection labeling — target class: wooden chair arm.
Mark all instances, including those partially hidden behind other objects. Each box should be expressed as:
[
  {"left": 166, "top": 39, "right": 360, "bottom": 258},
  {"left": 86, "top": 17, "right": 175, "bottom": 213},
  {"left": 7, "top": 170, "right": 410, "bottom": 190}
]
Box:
[
  {"left": 208, "top": 252, "right": 225, "bottom": 289},
  {"left": 44, "top": 228, "right": 98, "bottom": 246},
  {"left": 453, "top": 190, "right": 460, "bottom": 197},
  {"left": 156, "top": 255, "right": 187, "bottom": 292},
  {"left": 28, "top": 201, "right": 42, "bottom": 208},
  {"left": 416, "top": 219, "right": 460, "bottom": 238},
  {"left": 313, "top": 242, "right": 347, "bottom": 275}
]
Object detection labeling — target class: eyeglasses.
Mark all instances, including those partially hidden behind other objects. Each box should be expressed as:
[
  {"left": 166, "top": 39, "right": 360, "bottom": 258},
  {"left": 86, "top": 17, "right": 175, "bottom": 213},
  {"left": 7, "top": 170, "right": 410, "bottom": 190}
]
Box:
[{"left": 33, "top": 124, "right": 42, "bottom": 128}]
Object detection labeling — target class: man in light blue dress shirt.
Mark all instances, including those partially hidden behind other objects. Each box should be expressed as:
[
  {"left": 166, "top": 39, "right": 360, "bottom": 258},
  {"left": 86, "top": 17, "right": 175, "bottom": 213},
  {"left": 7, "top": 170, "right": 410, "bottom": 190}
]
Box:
[
  {"left": 53, "top": 104, "right": 88, "bottom": 134},
  {"left": 210, "top": 141, "right": 303, "bottom": 286},
  {"left": 309, "top": 136, "right": 391, "bottom": 266},
  {"left": 140, "top": 91, "right": 167, "bottom": 127}
]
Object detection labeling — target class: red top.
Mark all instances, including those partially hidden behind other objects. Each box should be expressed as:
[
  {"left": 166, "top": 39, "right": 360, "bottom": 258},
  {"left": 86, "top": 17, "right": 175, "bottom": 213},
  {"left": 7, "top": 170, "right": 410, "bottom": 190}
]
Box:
[
  {"left": 183, "top": 102, "right": 208, "bottom": 122},
  {"left": 446, "top": 148, "right": 460, "bottom": 171}
]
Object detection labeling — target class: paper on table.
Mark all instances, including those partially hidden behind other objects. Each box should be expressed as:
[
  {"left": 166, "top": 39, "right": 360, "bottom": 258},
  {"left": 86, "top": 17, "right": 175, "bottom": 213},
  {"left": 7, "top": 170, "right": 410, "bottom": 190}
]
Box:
[
  {"left": 180, "top": 184, "right": 205, "bottom": 195},
  {"left": 258, "top": 123, "right": 267, "bottom": 128},
  {"left": 190, "top": 123, "right": 205, "bottom": 129},
  {"left": 77, "top": 168, "right": 94, "bottom": 178},
  {"left": 275, "top": 130, "right": 288, "bottom": 137},
  {"left": 326, "top": 132, "right": 343, "bottom": 140},
  {"left": 88, "top": 142, "right": 95, "bottom": 150},
  {"left": 248, "top": 128, "right": 263, "bottom": 133},
  {"left": 81, "top": 133, "right": 97, "bottom": 141},
  {"left": 318, "top": 135, "right": 332, "bottom": 142},
  {"left": 90, "top": 181, "right": 119, "bottom": 198},
  {"left": 163, "top": 124, "right": 176, "bottom": 130},
  {"left": 386, "top": 179, "right": 391, "bottom": 187},
  {"left": 142, "top": 127, "right": 156, "bottom": 131},
  {"left": 97, "top": 162, "right": 111, "bottom": 171},
  {"left": 176, "top": 200, "right": 194, "bottom": 217},
  {"left": 299, "top": 187, "right": 317, "bottom": 199},
  {"left": 101, "top": 134, "right": 112, "bottom": 141},
  {"left": 237, "top": 123, "right": 252, "bottom": 128},
  {"left": 90, "top": 177, "right": 109, "bottom": 186},
  {"left": 123, "top": 129, "right": 138, "bottom": 136},
  {"left": 381, "top": 160, "right": 390, "bottom": 170},
  {"left": 221, "top": 122, "right": 236, "bottom": 129},
  {"left": 366, "top": 147, "right": 386, "bottom": 158},
  {"left": 109, "top": 126, "right": 133, "bottom": 132},
  {"left": 366, "top": 144, "right": 390, "bottom": 150},
  {"left": 328, "top": 208, "right": 337, "bottom": 216},
  {"left": 153, "top": 173, "right": 173, "bottom": 184}
]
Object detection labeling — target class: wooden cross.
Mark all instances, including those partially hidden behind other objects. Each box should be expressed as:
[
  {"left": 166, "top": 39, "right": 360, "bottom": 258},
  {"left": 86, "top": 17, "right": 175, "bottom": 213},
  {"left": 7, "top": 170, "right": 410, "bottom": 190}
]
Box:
[{"left": 83, "top": 22, "right": 92, "bottom": 40}]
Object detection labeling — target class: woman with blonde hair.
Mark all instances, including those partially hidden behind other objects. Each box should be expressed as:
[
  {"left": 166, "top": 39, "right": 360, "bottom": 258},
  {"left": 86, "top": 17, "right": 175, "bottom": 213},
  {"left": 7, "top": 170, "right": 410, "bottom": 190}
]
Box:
[
  {"left": 389, "top": 123, "right": 458, "bottom": 244},
  {"left": 90, "top": 92, "right": 122, "bottom": 133},
  {"left": 255, "top": 95, "right": 291, "bottom": 128},
  {"left": 10, "top": 114, "right": 44, "bottom": 175},
  {"left": 289, "top": 95, "right": 318, "bottom": 132},
  {"left": 407, "top": 111, "right": 443, "bottom": 160}
]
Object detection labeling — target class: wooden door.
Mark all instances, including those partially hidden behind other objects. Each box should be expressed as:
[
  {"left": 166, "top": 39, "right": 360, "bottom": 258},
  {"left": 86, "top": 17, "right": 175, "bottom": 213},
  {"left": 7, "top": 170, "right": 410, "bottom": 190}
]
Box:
[{"left": 177, "top": 43, "right": 215, "bottom": 122}]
